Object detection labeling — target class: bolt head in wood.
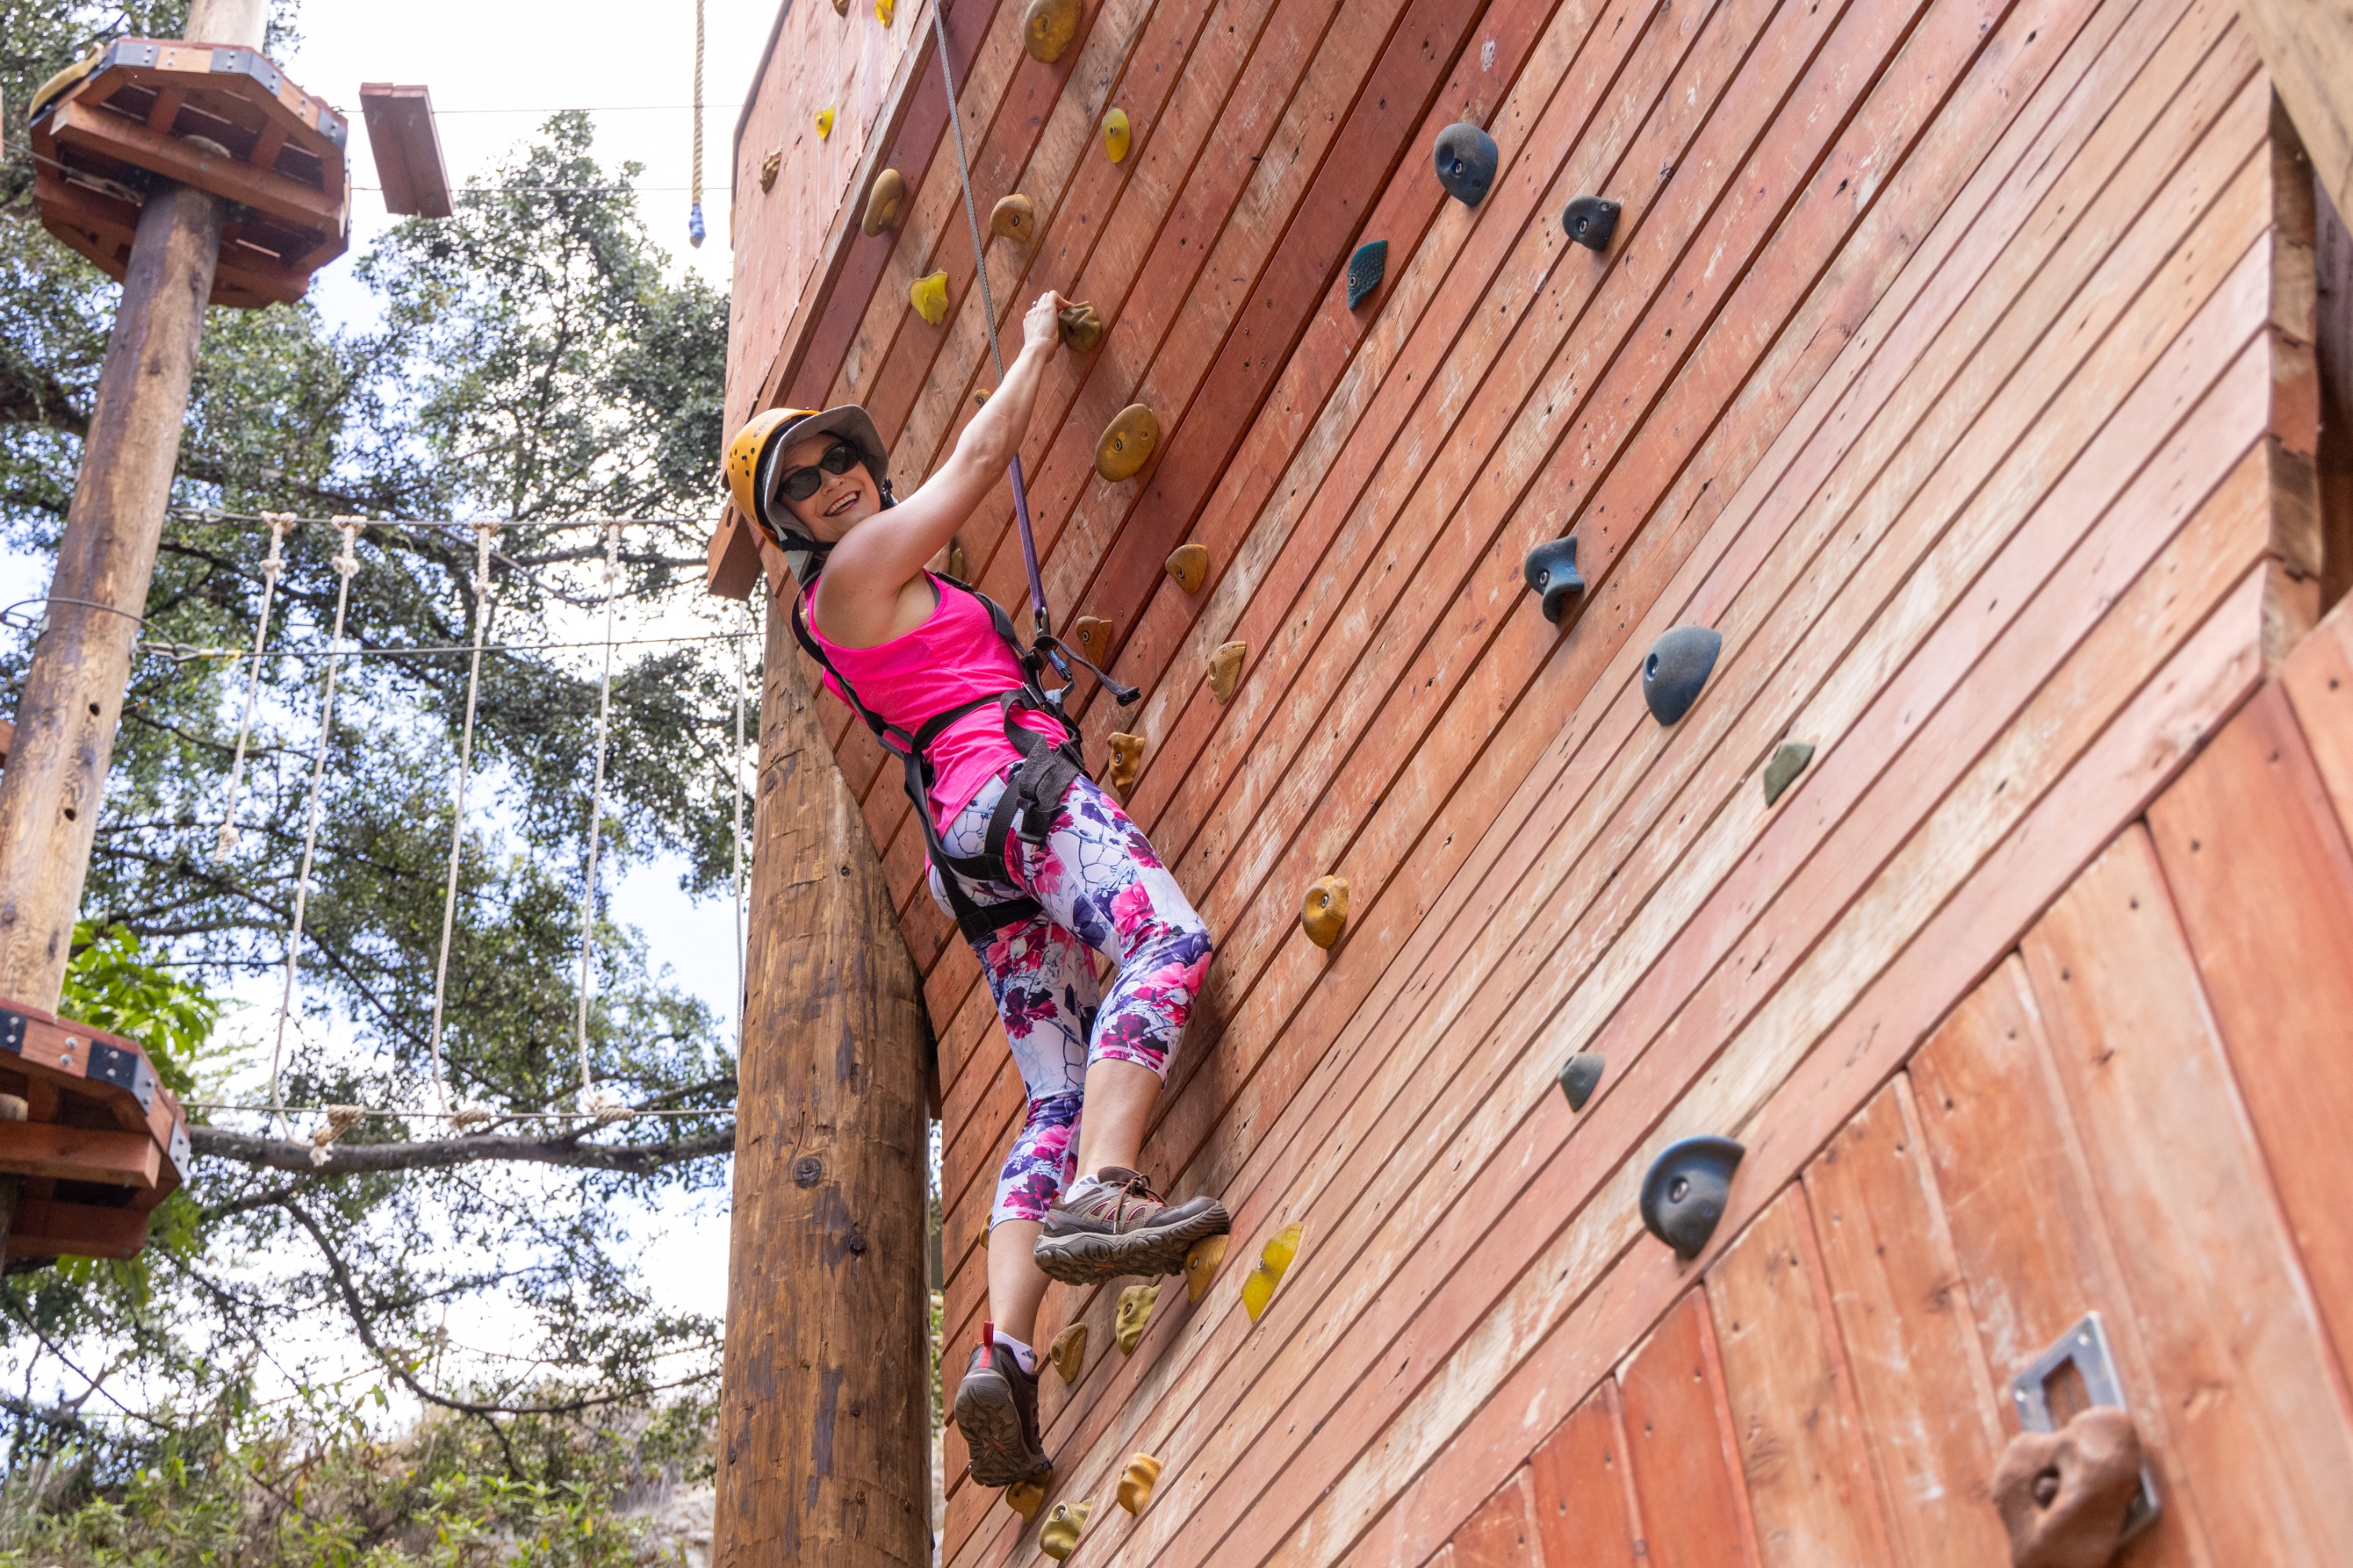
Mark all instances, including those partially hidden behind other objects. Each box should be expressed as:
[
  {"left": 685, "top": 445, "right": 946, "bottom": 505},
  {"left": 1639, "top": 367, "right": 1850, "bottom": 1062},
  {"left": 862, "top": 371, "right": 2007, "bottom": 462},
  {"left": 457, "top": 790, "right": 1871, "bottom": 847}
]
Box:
[
  {"left": 1347, "top": 239, "right": 1388, "bottom": 309},
  {"left": 1433, "top": 122, "right": 1499, "bottom": 206},
  {"left": 1556, "top": 1051, "right": 1605, "bottom": 1111},
  {"left": 1561, "top": 195, "right": 1621, "bottom": 251},
  {"left": 1115, "top": 1282, "right": 1159, "bottom": 1353},
  {"left": 1301, "top": 875, "right": 1349, "bottom": 948},
  {"left": 1642, "top": 624, "right": 1722, "bottom": 725},
  {"left": 1207, "top": 641, "right": 1246, "bottom": 702},
  {"left": 1058, "top": 300, "right": 1105, "bottom": 353},
  {"left": 1523, "top": 537, "right": 1585, "bottom": 624},
  {"left": 1048, "top": 1320, "right": 1087, "bottom": 1383},
  {"left": 1103, "top": 107, "right": 1132, "bottom": 162},
  {"left": 1639, "top": 1135, "right": 1744, "bottom": 1260},
  {"left": 990, "top": 192, "right": 1036, "bottom": 244},
  {"left": 1118, "top": 1453, "right": 1163, "bottom": 1515},
  {"left": 1762, "top": 740, "right": 1814, "bottom": 805},
  {"left": 1094, "top": 403, "right": 1159, "bottom": 482},
  {"left": 1165, "top": 542, "right": 1209, "bottom": 593},
  {"left": 1024, "top": 0, "right": 1082, "bottom": 61},
  {"left": 862, "top": 168, "right": 906, "bottom": 235},
  {"left": 910, "top": 270, "right": 950, "bottom": 326}
]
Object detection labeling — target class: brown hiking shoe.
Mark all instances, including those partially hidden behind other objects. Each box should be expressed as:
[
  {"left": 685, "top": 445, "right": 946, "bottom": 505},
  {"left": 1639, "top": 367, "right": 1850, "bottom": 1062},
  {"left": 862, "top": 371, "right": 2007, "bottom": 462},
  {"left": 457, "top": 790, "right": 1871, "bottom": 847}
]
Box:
[
  {"left": 1032, "top": 1166, "right": 1231, "bottom": 1284},
  {"left": 953, "top": 1325, "right": 1051, "bottom": 1488}
]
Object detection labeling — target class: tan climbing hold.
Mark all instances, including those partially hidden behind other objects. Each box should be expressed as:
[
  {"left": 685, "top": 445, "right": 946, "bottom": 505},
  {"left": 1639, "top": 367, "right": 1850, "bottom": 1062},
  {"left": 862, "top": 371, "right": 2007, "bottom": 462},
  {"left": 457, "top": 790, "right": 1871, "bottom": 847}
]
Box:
[
  {"left": 815, "top": 105, "right": 835, "bottom": 140},
  {"left": 991, "top": 192, "right": 1037, "bottom": 245},
  {"left": 1107, "top": 732, "right": 1144, "bottom": 798},
  {"left": 1071, "top": 614, "right": 1114, "bottom": 664},
  {"left": 1184, "top": 1233, "right": 1227, "bottom": 1304},
  {"left": 1103, "top": 107, "right": 1132, "bottom": 163},
  {"left": 1165, "top": 542, "right": 1209, "bottom": 594},
  {"left": 1049, "top": 1321, "right": 1088, "bottom": 1384},
  {"left": 1094, "top": 404, "right": 1159, "bottom": 482},
  {"left": 758, "top": 149, "right": 782, "bottom": 191},
  {"left": 1207, "top": 641, "right": 1246, "bottom": 703},
  {"left": 1005, "top": 1479, "right": 1046, "bottom": 1521},
  {"left": 945, "top": 541, "right": 970, "bottom": 582},
  {"left": 1118, "top": 1453, "right": 1163, "bottom": 1515},
  {"left": 1058, "top": 300, "right": 1105, "bottom": 354},
  {"left": 1242, "top": 1222, "right": 1303, "bottom": 1323},
  {"left": 1115, "top": 1282, "right": 1160, "bottom": 1354},
  {"left": 1023, "top": 0, "right": 1082, "bottom": 62},
  {"left": 1301, "top": 875, "right": 1348, "bottom": 948},
  {"left": 862, "top": 169, "right": 906, "bottom": 235},
  {"left": 1039, "top": 1499, "right": 1091, "bottom": 1560},
  {"left": 910, "top": 271, "right": 950, "bottom": 326},
  {"left": 831, "top": 0, "right": 849, "bottom": 14}
]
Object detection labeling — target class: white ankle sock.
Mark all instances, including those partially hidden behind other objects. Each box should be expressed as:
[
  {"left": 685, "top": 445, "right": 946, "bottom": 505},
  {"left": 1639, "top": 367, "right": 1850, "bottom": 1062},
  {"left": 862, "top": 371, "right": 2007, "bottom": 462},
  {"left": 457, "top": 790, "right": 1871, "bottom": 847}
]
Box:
[
  {"left": 1063, "top": 1173, "right": 1104, "bottom": 1202},
  {"left": 994, "top": 1330, "right": 1038, "bottom": 1376}
]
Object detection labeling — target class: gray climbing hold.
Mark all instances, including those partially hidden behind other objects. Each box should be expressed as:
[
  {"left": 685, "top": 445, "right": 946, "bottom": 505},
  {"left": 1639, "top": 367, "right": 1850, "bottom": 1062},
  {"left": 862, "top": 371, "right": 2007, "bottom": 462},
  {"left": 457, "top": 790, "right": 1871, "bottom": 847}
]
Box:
[
  {"left": 1523, "top": 537, "right": 1585, "bottom": 624},
  {"left": 1347, "top": 240, "right": 1387, "bottom": 310},
  {"left": 1561, "top": 195, "right": 1620, "bottom": 252},
  {"left": 1433, "top": 122, "right": 1498, "bottom": 207},
  {"left": 1640, "top": 1135, "right": 1744, "bottom": 1260},
  {"left": 1556, "top": 1052, "right": 1606, "bottom": 1112},
  {"left": 1642, "top": 625, "right": 1721, "bottom": 726},
  {"left": 1762, "top": 740, "right": 1814, "bottom": 806}
]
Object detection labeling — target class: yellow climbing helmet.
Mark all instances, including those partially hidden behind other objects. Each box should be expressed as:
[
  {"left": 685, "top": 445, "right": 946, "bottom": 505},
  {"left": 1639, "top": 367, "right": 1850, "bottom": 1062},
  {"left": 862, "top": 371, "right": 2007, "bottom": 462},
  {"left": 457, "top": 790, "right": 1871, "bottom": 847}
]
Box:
[{"left": 724, "top": 404, "right": 893, "bottom": 541}]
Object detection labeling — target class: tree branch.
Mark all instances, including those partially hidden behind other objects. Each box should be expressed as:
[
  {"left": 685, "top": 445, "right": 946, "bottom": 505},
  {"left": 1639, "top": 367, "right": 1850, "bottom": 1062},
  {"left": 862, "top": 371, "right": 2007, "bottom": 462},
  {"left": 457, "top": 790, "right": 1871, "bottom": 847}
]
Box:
[{"left": 191, "top": 1122, "right": 735, "bottom": 1175}]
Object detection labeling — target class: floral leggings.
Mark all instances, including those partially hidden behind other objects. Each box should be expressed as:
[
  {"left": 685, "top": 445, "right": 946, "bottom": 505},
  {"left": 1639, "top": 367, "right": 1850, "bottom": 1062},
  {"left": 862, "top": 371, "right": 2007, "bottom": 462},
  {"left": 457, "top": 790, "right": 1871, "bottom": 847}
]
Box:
[{"left": 929, "top": 770, "right": 1214, "bottom": 1228}]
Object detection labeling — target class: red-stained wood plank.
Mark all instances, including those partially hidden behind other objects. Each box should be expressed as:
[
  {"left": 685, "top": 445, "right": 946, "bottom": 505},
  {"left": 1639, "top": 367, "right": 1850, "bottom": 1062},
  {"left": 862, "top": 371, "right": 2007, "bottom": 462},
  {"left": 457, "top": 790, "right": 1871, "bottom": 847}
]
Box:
[
  {"left": 1706, "top": 1188, "right": 1892, "bottom": 1568},
  {"left": 1907, "top": 956, "right": 2209, "bottom": 1568},
  {"left": 1801, "top": 1079, "right": 2009, "bottom": 1568},
  {"left": 1446, "top": 1468, "right": 1540, "bottom": 1566},
  {"left": 1525, "top": 1381, "right": 1643, "bottom": 1568},
  {"left": 2020, "top": 825, "right": 2353, "bottom": 1561},
  {"left": 2278, "top": 603, "right": 2353, "bottom": 828},
  {"left": 2146, "top": 678, "right": 2353, "bottom": 1388},
  {"left": 1617, "top": 1291, "right": 1761, "bottom": 1568}
]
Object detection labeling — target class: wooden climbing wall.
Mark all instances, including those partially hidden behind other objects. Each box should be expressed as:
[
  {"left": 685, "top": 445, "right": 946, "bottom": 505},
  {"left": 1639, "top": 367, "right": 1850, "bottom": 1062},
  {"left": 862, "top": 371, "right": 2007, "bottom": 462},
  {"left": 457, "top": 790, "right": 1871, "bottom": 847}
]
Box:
[{"left": 720, "top": 0, "right": 2353, "bottom": 1555}]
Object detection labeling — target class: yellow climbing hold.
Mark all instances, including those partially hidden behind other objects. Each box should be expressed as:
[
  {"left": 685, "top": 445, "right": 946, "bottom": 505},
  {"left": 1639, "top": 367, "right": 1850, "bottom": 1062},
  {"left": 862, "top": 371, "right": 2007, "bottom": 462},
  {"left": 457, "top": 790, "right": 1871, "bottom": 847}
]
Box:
[
  {"left": 1006, "top": 1479, "right": 1046, "bottom": 1520},
  {"left": 1039, "top": 1500, "right": 1091, "bottom": 1560},
  {"left": 1118, "top": 1453, "right": 1163, "bottom": 1515},
  {"left": 1207, "top": 641, "right": 1246, "bottom": 703},
  {"left": 1242, "top": 1222, "right": 1303, "bottom": 1323},
  {"left": 990, "top": 192, "right": 1037, "bottom": 245},
  {"left": 910, "top": 271, "right": 950, "bottom": 326},
  {"left": 1107, "top": 732, "right": 1144, "bottom": 798},
  {"left": 1301, "top": 875, "right": 1349, "bottom": 949},
  {"left": 1165, "top": 542, "right": 1209, "bottom": 594},
  {"left": 1184, "top": 1233, "right": 1227, "bottom": 1304},
  {"left": 875, "top": 0, "right": 895, "bottom": 23},
  {"left": 1024, "top": 0, "right": 1082, "bottom": 64},
  {"left": 1049, "top": 1320, "right": 1088, "bottom": 1384},
  {"left": 862, "top": 168, "right": 906, "bottom": 235},
  {"left": 1104, "top": 107, "right": 1132, "bottom": 163},
  {"left": 815, "top": 106, "right": 835, "bottom": 140},
  {"left": 1094, "top": 403, "right": 1159, "bottom": 482},
  {"left": 1115, "top": 1282, "right": 1159, "bottom": 1354}
]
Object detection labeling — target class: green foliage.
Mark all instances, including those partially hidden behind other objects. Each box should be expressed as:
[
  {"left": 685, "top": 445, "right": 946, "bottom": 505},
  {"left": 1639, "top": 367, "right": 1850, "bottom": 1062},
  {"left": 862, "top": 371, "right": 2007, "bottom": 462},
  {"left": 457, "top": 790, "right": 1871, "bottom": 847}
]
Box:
[{"left": 58, "top": 922, "right": 216, "bottom": 1096}]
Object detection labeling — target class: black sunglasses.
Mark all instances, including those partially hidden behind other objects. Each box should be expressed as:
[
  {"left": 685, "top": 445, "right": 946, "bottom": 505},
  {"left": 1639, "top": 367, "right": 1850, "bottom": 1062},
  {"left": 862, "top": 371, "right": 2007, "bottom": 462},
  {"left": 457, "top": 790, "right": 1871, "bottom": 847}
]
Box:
[{"left": 777, "top": 440, "right": 863, "bottom": 503}]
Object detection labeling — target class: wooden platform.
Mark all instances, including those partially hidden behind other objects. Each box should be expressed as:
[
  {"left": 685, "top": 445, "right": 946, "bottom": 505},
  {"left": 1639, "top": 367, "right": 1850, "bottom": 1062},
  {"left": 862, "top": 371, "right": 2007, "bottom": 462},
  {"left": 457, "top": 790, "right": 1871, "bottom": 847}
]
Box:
[{"left": 723, "top": 0, "right": 2353, "bottom": 1557}]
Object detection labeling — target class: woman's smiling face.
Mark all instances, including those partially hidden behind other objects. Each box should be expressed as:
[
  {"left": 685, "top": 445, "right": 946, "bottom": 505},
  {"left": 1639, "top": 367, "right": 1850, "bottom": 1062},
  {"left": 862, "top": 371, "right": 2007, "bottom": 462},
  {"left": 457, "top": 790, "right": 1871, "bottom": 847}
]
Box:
[{"left": 778, "top": 432, "right": 882, "bottom": 540}]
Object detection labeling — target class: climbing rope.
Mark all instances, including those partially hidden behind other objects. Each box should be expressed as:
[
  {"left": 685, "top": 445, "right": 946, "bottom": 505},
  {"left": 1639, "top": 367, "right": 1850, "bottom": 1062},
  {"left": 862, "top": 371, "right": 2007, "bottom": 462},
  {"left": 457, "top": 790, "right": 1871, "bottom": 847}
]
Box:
[
  {"left": 424, "top": 523, "right": 499, "bottom": 1128},
  {"left": 573, "top": 524, "right": 629, "bottom": 1122},
  {"left": 927, "top": 0, "right": 1053, "bottom": 645},
  {"left": 688, "top": 0, "right": 707, "bottom": 247},
  {"left": 266, "top": 518, "right": 364, "bottom": 1138},
  {"left": 213, "top": 511, "right": 291, "bottom": 863}
]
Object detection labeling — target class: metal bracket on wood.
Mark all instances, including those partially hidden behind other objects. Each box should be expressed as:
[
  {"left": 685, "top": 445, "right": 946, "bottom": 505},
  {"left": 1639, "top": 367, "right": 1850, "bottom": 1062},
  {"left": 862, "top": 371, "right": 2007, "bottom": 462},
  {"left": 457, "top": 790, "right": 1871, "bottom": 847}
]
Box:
[{"left": 2008, "top": 1312, "right": 2161, "bottom": 1545}]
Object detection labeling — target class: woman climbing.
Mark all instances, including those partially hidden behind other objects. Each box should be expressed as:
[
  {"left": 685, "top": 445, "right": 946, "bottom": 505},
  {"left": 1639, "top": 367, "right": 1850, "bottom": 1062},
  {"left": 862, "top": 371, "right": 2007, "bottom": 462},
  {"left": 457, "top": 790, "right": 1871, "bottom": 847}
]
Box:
[{"left": 725, "top": 289, "right": 1227, "bottom": 1490}]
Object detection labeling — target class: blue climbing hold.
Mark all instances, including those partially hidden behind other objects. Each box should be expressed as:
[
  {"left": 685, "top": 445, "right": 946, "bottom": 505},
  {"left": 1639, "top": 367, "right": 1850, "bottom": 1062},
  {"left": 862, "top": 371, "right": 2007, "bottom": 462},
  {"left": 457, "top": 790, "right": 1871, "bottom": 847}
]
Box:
[
  {"left": 1433, "top": 122, "right": 1498, "bottom": 207},
  {"left": 1522, "top": 537, "right": 1585, "bottom": 624},
  {"left": 1347, "top": 241, "right": 1387, "bottom": 310},
  {"left": 1561, "top": 195, "right": 1620, "bottom": 252},
  {"left": 1639, "top": 1135, "right": 1744, "bottom": 1260},
  {"left": 1642, "top": 625, "right": 1721, "bottom": 726}
]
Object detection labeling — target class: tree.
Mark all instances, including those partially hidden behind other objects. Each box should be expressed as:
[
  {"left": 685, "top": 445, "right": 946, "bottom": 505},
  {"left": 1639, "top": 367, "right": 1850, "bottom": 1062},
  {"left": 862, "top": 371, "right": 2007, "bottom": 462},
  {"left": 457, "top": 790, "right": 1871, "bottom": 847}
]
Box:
[{"left": 0, "top": 0, "right": 753, "bottom": 1462}]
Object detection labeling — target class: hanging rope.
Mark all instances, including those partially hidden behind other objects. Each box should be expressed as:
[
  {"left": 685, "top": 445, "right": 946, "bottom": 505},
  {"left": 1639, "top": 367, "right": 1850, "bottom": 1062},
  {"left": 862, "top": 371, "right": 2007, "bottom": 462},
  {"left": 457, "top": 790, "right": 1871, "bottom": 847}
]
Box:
[
  {"left": 267, "top": 518, "right": 364, "bottom": 1137},
  {"left": 687, "top": 0, "right": 707, "bottom": 247},
  {"left": 213, "top": 512, "right": 292, "bottom": 863},
  {"left": 573, "top": 525, "right": 630, "bottom": 1122},
  {"left": 425, "top": 523, "right": 500, "bottom": 1130}
]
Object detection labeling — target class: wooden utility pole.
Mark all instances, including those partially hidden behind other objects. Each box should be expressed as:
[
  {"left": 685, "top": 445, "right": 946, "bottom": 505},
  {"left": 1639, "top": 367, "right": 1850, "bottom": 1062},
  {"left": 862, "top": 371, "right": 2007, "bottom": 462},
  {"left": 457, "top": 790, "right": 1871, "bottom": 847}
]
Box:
[
  {"left": 0, "top": 0, "right": 268, "bottom": 1016},
  {"left": 715, "top": 599, "right": 932, "bottom": 1567}
]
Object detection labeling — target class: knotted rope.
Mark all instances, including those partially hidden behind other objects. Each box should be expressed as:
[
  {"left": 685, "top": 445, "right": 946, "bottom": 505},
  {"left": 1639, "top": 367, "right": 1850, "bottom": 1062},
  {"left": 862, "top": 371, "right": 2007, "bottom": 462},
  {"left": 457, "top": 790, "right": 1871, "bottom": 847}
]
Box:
[
  {"left": 425, "top": 523, "right": 499, "bottom": 1130},
  {"left": 214, "top": 512, "right": 292, "bottom": 862}
]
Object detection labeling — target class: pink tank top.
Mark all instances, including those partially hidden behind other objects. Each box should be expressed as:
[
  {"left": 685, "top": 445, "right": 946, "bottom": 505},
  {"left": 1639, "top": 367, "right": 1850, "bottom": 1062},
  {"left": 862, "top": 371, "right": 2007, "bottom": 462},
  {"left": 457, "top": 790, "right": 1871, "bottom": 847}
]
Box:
[{"left": 801, "top": 573, "right": 1069, "bottom": 824}]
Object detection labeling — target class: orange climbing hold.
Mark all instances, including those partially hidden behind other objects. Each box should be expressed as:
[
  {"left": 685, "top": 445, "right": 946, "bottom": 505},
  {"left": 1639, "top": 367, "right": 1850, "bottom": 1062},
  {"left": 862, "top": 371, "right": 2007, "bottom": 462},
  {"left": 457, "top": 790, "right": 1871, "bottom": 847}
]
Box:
[
  {"left": 1300, "top": 875, "right": 1348, "bottom": 948},
  {"left": 1207, "top": 641, "right": 1246, "bottom": 703},
  {"left": 1107, "top": 733, "right": 1144, "bottom": 798},
  {"left": 1165, "top": 542, "right": 1209, "bottom": 593},
  {"left": 1095, "top": 404, "right": 1158, "bottom": 482},
  {"left": 990, "top": 192, "right": 1036, "bottom": 244},
  {"left": 1049, "top": 1321, "right": 1087, "bottom": 1383},
  {"left": 1118, "top": 1453, "right": 1164, "bottom": 1515},
  {"left": 1184, "top": 1233, "right": 1227, "bottom": 1304}
]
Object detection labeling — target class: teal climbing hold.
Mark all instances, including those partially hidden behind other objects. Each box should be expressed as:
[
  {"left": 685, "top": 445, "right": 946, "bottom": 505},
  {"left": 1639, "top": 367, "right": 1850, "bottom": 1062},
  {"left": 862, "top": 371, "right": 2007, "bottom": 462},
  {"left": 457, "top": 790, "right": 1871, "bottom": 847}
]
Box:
[
  {"left": 1642, "top": 626, "right": 1721, "bottom": 726},
  {"left": 1433, "top": 122, "right": 1497, "bottom": 206},
  {"left": 1347, "top": 241, "right": 1387, "bottom": 310}
]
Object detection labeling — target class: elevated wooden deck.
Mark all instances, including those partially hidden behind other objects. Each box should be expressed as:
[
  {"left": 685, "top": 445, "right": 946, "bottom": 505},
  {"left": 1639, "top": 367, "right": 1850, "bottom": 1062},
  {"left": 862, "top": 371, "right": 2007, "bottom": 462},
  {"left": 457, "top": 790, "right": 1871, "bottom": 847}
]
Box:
[{"left": 724, "top": 0, "right": 2353, "bottom": 1557}]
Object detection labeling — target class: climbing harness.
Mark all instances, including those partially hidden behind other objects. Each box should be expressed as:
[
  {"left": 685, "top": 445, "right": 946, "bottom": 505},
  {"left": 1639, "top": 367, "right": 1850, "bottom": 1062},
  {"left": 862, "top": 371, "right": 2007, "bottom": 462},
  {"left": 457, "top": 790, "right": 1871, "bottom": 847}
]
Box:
[
  {"left": 424, "top": 522, "right": 499, "bottom": 1128},
  {"left": 266, "top": 517, "right": 363, "bottom": 1137}
]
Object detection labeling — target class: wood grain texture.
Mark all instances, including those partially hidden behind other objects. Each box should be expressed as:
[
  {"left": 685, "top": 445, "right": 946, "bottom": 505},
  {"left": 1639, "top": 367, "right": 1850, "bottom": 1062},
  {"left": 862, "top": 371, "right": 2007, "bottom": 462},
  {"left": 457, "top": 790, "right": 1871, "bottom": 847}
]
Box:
[
  {"left": 1617, "top": 1290, "right": 1761, "bottom": 1568},
  {"left": 2235, "top": 0, "right": 2353, "bottom": 227},
  {"left": 1525, "top": 1381, "right": 1643, "bottom": 1568},
  {"left": 1444, "top": 1468, "right": 1540, "bottom": 1566},
  {"left": 2148, "top": 678, "right": 2353, "bottom": 1388},
  {"left": 2277, "top": 602, "right": 2353, "bottom": 838}
]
